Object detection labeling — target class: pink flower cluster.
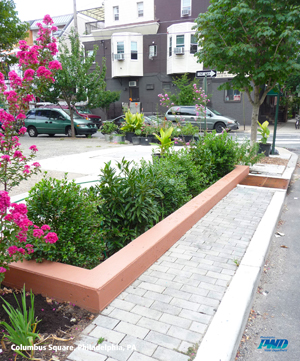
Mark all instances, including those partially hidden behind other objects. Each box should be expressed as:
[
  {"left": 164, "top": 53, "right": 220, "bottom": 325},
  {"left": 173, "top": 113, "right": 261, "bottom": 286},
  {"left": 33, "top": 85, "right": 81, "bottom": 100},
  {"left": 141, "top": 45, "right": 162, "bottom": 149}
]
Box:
[{"left": 0, "top": 191, "right": 58, "bottom": 276}]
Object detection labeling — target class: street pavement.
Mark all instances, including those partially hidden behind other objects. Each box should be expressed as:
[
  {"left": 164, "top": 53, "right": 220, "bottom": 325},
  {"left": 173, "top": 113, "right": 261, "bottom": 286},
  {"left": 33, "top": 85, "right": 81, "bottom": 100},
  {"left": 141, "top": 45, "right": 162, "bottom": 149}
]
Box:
[{"left": 9, "top": 120, "right": 300, "bottom": 360}]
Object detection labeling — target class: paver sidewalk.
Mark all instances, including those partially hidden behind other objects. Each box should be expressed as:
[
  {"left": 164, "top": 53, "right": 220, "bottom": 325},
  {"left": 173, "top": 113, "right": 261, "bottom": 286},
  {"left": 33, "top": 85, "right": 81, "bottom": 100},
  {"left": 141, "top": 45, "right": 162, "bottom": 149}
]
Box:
[{"left": 67, "top": 186, "right": 275, "bottom": 361}]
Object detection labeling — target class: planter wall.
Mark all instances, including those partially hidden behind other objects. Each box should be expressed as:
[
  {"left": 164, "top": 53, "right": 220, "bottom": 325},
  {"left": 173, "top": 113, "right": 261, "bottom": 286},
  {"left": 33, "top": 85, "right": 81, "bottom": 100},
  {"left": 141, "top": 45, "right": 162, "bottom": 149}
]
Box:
[{"left": 4, "top": 166, "right": 249, "bottom": 313}]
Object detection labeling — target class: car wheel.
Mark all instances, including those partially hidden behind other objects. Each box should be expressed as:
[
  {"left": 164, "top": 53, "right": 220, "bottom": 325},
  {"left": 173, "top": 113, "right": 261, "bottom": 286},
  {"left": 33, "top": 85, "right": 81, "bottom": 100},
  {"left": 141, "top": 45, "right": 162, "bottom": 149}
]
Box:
[
  {"left": 67, "top": 127, "right": 74, "bottom": 137},
  {"left": 214, "top": 122, "right": 226, "bottom": 133},
  {"left": 28, "top": 126, "right": 38, "bottom": 137},
  {"left": 49, "top": 134, "right": 55, "bottom": 137}
]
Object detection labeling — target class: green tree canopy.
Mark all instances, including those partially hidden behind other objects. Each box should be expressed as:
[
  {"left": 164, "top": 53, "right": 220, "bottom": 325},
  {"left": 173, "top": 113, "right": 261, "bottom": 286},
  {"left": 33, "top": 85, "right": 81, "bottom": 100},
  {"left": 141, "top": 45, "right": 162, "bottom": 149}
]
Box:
[
  {"left": 0, "top": 0, "right": 29, "bottom": 74},
  {"left": 168, "top": 73, "right": 200, "bottom": 106},
  {"left": 195, "top": 0, "right": 300, "bottom": 143},
  {"left": 42, "top": 30, "right": 120, "bottom": 137}
]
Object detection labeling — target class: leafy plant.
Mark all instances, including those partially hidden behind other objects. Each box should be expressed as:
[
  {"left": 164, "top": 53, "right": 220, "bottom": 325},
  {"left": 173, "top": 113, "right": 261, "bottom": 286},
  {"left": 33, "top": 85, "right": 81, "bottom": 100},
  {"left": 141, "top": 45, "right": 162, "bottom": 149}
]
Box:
[
  {"left": 152, "top": 127, "right": 174, "bottom": 155},
  {"left": 96, "top": 158, "right": 163, "bottom": 254},
  {"left": 190, "top": 132, "right": 262, "bottom": 184},
  {"left": 120, "top": 110, "right": 144, "bottom": 133},
  {"left": 0, "top": 285, "right": 41, "bottom": 359},
  {"left": 100, "top": 122, "right": 119, "bottom": 134},
  {"left": 26, "top": 175, "right": 105, "bottom": 269},
  {"left": 181, "top": 122, "right": 199, "bottom": 136},
  {"left": 257, "top": 121, "right": 270, "bottom": 144}
]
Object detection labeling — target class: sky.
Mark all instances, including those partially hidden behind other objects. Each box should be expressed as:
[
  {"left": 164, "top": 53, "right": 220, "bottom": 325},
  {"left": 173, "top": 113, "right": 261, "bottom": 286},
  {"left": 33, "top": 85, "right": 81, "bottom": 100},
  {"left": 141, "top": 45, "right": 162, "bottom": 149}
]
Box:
[{"left": 14, "top": 0, "right": 101, "bottom": 21}]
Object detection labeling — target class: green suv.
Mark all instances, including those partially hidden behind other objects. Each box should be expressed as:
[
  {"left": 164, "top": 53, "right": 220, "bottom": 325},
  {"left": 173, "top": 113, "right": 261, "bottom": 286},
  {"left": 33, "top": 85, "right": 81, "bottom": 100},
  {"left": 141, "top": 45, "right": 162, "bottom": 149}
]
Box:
[{"left": 25, "top": 108, "right": 97, "bottom": 137}]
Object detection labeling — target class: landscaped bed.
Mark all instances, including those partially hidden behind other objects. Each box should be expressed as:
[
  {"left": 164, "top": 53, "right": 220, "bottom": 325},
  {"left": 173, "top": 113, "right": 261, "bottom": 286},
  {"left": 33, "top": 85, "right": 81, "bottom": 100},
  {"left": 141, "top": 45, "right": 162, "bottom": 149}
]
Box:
[{"left": 3, "top": 132, "right": 259, "bottom": 311}]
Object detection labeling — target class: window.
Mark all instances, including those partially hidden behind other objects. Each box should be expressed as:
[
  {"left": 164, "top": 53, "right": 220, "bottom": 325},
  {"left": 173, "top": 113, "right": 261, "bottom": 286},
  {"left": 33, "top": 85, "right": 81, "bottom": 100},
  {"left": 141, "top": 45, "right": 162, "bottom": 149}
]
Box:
[
  {"left": 113, "top": 6, "right": 119, "bottom": 21},
  {"left": 174, "top": 35, "right": 185, "bottom": 55},
  {"left": 137, "top": 2, "right": 143, "bottom": 17},
  {"left": 131, "top": 42, "right": 138, "bottom": 60},
  {"left": 169, "top": 36, "right": 172, "bottom": 56},
  {"left": 225, "top": 89, "right": 241, "bottom": 102},
  {"left": 176, "top": 35, "right": 184, "bottom": 48},
  {"left": 190, "top": 34, "right": 197, "bottom": 54},
  {"left": 181, "top": 0, "right": 191, "bottom": 16},
  {"left": 86, "top": 50, "right": 95, "bottom": 63},
  {"left": 117, "top": 42, "right": 124, "bottom": 54},
  {"left": 149, "top": 45, "right": 157, "bottom": 58}
]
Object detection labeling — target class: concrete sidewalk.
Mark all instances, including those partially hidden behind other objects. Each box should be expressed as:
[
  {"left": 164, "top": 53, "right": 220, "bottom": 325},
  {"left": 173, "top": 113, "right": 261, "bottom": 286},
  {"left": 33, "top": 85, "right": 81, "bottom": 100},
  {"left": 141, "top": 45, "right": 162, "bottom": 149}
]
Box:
[{"left": 49, "top": 149, "right": 297, "bottom": 361}]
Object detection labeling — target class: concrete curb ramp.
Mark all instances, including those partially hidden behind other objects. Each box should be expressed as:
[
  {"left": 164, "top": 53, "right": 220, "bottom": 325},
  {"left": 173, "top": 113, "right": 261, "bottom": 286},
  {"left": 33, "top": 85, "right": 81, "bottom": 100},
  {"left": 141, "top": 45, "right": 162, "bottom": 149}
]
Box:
[{"left": 4, "top": 165, "right": 249, "bottom": 313}]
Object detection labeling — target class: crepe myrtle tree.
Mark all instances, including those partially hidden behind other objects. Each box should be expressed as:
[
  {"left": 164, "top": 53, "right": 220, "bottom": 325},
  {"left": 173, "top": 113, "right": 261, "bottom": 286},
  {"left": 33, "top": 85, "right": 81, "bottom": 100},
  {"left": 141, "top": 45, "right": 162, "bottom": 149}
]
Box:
[{"left": 194, "top": 0, "right": 300, "bottom": 143}]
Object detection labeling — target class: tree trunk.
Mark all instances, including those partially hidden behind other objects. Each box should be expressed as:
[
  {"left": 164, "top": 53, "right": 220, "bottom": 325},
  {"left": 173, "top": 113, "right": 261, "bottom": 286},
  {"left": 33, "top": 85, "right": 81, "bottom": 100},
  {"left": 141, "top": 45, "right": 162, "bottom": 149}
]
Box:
[
  {"left": 250, "top": 102, "right": 260, "bottom": 144},
  {"left": 250, "top": 85, "right": 261, "bottom": 145}
]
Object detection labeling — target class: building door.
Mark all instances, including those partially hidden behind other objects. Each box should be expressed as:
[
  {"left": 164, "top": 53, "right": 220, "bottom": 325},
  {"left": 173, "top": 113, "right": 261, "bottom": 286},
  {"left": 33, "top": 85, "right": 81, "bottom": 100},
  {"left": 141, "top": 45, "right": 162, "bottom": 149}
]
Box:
[{"left": 129, "top": 87, "right": 139, "bottom": 102}]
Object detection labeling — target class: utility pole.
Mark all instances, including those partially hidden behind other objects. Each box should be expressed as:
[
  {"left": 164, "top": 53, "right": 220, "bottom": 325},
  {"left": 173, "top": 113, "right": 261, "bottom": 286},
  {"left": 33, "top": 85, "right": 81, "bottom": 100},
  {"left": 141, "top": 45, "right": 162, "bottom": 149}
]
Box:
[{"left": 73, "top": 0, "right": 78, "bottom": 33}]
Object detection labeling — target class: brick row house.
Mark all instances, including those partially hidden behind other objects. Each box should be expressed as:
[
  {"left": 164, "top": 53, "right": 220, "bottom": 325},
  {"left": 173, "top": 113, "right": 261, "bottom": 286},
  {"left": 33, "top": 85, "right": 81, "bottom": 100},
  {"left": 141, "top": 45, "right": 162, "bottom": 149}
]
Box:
[{"left": 81, "top": 0, "right": 284, "bottom": 123}]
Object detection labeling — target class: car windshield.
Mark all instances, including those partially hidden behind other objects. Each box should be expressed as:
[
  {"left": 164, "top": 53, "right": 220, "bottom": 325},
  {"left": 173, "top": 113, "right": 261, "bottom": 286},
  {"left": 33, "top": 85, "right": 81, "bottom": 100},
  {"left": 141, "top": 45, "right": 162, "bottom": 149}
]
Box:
[
  {"left": 63, "top": 109, "right": 85, "bottom": 119},
  {"left": 208, "top": 107, "right": 222, "bottom": 116},
  {"left": 76, "top": 107, "right": 91, "bottom": 114}
]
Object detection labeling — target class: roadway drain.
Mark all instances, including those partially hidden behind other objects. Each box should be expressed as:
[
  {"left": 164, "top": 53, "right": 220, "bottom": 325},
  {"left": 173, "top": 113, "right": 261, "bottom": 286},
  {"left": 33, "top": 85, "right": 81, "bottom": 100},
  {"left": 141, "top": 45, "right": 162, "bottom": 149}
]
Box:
[{"left": 239, "top": 175, "right": 289, "bottom": 190}]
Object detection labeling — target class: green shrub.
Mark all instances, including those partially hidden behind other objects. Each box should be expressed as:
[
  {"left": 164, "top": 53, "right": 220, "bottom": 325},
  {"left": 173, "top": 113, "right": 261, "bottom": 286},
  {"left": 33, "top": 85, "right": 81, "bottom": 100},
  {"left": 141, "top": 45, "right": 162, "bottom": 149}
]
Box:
[
  {"left": 100, "top": 122, "right": 119, "bottom": 134},
  {"left": 190, "top": 131, "right": 261, "bottom": 183},
  {"left": 26, "top": 175, "right": 104, "bottom": 269},
  {"left": 96, "top": 158, "right": 163, "bottom": 254}
]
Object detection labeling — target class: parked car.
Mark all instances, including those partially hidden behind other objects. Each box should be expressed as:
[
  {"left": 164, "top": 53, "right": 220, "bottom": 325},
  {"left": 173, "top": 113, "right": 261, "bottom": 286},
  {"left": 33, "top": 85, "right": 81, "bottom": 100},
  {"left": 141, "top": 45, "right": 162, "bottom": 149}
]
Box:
[
  {"left": 165, "top": 106, "right": 239, "bottom": 133},
  {"left": 25, "top": 108, "right": 97, "bottom": 137},
  {"left": 104, "top": 114, "right": 163, "bottom": 129},
  {"left": 38, "top": 104, "right": 102, "bottom": 129}
]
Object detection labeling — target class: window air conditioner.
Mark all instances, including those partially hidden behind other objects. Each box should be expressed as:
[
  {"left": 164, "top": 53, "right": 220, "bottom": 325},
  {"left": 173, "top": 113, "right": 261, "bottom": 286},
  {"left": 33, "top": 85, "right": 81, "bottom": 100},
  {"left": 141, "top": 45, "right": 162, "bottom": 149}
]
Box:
[
  {"left": 115, "top": 53, "right": 125, "bottom": 60},
  {"left": 129, "top": 81, "right": 137, "bottom": 87},
  {"left": 174, "top": 47, "right": 185, "bottom": 55},
  {"left": 182, "top": 8, "right": 191, "bottom": 16}
]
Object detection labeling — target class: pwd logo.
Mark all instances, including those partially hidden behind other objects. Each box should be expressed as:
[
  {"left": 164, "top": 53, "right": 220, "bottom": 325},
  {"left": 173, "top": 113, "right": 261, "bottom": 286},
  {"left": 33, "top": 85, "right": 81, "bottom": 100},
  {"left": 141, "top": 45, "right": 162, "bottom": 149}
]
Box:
[{"left": 258, "top": 337, "right": 288, "bottom": 352}]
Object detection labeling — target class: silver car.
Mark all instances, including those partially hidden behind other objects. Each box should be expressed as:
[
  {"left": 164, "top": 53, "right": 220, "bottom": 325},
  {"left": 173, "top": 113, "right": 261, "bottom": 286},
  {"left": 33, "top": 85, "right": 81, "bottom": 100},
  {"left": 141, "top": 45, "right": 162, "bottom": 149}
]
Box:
[{"left": 165, "top": 106, "right": 239, "bottom": 133}]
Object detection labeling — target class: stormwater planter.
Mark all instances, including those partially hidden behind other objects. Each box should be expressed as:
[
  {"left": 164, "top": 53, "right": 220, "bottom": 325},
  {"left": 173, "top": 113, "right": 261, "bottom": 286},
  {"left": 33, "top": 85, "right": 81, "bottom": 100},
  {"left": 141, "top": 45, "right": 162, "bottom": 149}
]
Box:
[{"left": 4, "top": 166, "right": 249, "bottom": 313}]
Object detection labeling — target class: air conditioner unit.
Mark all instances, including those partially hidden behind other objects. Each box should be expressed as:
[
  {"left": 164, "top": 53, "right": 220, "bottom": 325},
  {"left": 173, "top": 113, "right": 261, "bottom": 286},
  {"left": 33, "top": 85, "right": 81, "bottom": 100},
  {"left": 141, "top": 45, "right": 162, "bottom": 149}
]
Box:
[
  {"left": 129, "top": 81, "right": 137, "bottom": 87},
  {"left": 182, "top": 8, "right": 191, "bottom": 16},
  {"left": 114, "top": 53, "right": 125, "bottom": 60},
  {"left": 174, "top": 47, "right": 185, "bottom": 55}
]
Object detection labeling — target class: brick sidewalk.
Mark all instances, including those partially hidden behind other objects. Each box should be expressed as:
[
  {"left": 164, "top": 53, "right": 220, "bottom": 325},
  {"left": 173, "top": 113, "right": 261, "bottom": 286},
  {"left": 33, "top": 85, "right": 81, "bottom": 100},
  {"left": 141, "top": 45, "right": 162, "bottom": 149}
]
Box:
[{"left": 67, "top": 186, "right": 275, "bottom": 361}]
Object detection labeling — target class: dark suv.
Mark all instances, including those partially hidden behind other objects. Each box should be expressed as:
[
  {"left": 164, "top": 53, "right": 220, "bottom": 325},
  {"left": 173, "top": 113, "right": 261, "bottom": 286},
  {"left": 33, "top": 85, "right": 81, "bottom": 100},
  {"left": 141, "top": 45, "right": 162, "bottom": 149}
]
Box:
[{"left": 25, "top": 108, "right": 97, "bottom": 137}]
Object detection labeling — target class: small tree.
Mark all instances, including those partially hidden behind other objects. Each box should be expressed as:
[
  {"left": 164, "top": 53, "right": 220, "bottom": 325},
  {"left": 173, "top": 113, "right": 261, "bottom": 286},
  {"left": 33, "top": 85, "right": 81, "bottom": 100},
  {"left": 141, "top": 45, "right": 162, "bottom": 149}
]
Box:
[
  {"left": 43, "top": 30, "right": 119, "bottom": 136},
  {"left": 195, "top": 0, "right": 300, "bottom": 143},
  {"left": 168, "top": 74, "right": 201, "bottom": 106}
]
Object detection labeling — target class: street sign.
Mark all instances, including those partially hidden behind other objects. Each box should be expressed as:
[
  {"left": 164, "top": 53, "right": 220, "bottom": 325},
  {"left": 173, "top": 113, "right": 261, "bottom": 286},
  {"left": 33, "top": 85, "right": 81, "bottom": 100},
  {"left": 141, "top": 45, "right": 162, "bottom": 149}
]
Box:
[{"left": 196, "top": 70, "right": 217, "bottom": 78}]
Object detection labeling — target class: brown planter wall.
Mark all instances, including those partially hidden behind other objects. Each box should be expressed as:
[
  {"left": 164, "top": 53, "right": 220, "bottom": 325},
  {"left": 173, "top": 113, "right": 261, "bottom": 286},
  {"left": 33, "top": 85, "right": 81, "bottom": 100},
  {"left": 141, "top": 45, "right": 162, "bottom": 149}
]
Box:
[{"left": 4, "top": 165, "right": 249, "bottom": 312}]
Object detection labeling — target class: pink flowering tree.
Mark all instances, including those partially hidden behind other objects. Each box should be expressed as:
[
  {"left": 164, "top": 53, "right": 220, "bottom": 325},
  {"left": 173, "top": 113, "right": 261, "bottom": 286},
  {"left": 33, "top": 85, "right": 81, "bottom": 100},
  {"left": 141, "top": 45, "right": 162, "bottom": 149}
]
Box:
[
  {"left": 0, "top": 15, "right": 60, "bottom": 283},
  {"left": 0, "top": 190, "right": 58, "bottom": 284},
  {"left": 0, "top": 15, "right": 62, "bottom": 192}
]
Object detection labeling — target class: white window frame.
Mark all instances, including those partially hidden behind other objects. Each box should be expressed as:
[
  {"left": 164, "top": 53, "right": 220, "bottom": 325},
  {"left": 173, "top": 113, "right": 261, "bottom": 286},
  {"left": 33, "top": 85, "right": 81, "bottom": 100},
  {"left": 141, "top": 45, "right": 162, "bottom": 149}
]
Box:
[
  {"left": 149, "top": 45, "right": 157, "bottom": 58},
  {"left": 181, "top": 0, "right": 191, "bottom": 16},
  {"left": 137, "top": 2, "right": 144, "bottom": 17},
  {"left": 131, "top": 41, "right": 138, "bottom": 60},
  {"left": 224, "top": 89, "right": 241, "bottom": 102},
  {"left": 113, "top": 6, "right": 119, "bottom": 21},
  {"left": 117, "top": 42, "right": 124, "bottom": 54},
  {"left": 190, "top": 34, "right": 197, "bottom": 54}
]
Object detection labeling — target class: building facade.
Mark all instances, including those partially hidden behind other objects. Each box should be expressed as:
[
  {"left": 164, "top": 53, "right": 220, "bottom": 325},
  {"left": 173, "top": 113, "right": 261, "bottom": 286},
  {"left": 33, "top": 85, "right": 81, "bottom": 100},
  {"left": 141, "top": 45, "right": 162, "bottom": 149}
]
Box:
[{"left": 81, "top": 0, "right": 254, "bottom": 124}]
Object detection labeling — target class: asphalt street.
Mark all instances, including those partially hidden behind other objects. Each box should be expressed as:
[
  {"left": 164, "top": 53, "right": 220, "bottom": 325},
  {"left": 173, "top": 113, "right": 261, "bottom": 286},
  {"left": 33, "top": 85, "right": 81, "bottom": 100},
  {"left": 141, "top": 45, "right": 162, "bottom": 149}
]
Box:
[{"left": 236, "top": 150, "right": 300, "bottom": 361}]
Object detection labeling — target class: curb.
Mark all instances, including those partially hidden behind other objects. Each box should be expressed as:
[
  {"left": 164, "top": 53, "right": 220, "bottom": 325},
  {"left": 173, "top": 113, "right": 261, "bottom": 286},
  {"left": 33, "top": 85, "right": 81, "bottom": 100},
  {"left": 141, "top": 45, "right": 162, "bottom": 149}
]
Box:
[{"left": 194, "top": 152, "right": 298, "bottom": 361}]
